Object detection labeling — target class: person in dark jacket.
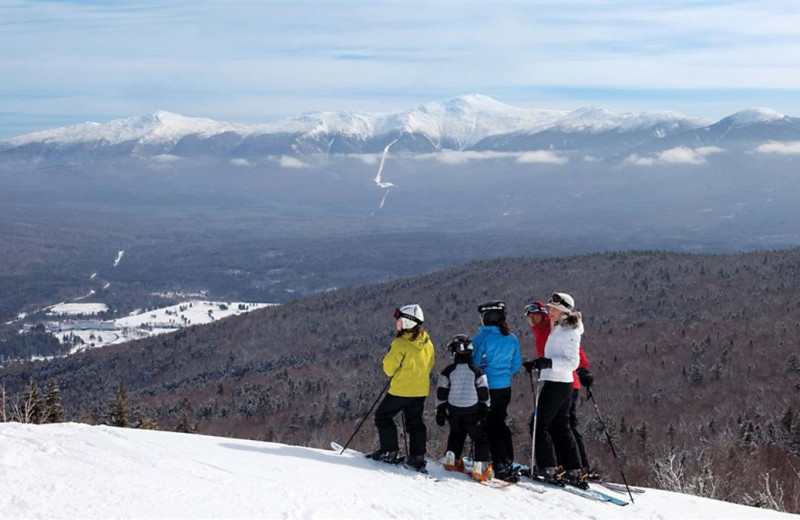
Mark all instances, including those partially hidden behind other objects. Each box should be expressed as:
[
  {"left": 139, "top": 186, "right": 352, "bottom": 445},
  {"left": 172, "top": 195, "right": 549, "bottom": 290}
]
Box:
[
  {"left": 472, "top": 300, "right": 522, "bottom": 482},
  {"left": 435, "top": 334, "right": 493, "bottom": 482}
]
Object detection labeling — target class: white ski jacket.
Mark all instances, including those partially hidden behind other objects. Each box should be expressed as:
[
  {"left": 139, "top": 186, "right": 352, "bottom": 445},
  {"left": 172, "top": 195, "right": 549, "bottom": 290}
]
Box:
[{"left": 541, "top": 312, "right": 583, "bottom": 383}]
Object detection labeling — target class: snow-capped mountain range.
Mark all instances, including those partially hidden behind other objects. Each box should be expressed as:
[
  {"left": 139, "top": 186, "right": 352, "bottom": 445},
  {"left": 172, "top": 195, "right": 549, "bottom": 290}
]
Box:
[{"left": 1, "top": 94, "right": 798, "bottom": 160}]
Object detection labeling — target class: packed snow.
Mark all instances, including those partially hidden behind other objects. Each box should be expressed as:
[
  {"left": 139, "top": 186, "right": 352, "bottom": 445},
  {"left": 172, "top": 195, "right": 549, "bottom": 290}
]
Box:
[{"left": 0, "top": 423, "right": 794, "bottom": 520}]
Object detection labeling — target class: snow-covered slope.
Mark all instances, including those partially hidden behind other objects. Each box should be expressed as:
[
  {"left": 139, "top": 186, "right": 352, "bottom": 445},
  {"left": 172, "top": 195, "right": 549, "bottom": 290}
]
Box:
[
  {"left": 2, "top": 111, "right": 246, "bottom": 148},
  {"left": 0, "top": 423, "right": 793, "bottom": 519}
]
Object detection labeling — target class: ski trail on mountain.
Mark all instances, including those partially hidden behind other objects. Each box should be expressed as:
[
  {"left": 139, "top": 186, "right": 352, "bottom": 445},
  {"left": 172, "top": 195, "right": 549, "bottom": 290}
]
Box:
[{"left": 374, "top": 138, "right": 398, "bottom": 210}]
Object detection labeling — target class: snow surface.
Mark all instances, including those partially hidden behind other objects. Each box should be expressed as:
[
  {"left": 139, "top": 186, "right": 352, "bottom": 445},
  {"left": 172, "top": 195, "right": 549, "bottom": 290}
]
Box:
[
  {"left": 47, "top": 303, "right": 108, "bottom": 316},
  {"left": 0, "top": 423, "right": 793, "bottom": 520}
]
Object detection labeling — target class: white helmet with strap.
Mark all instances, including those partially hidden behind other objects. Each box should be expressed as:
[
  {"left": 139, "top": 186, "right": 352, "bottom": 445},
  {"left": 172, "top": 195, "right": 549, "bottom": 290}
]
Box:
[{"left": 395, "top": 304, "right": 424, "bottom": 330}]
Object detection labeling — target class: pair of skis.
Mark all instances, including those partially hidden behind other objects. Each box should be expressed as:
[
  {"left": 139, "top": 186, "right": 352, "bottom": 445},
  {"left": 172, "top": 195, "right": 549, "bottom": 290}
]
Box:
[
  {"left": 332, "top": 442, "right": 510, "bottom": 488},
  {"left": 331, "top": 441, "right": 632, "bottom": 505}
]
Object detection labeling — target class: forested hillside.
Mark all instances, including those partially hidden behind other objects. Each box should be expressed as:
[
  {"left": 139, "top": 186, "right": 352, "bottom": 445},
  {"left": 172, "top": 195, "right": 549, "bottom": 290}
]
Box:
[{"left": 2, "top": 250, "right": 799, "bottom": 512}]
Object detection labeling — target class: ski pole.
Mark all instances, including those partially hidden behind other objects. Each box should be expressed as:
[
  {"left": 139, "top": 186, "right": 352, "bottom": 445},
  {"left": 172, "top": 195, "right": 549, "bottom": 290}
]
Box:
[
  {"left": 587, "top": 387, "right": 635, "bottom": 504},
  {"left": 528, "top": 368, "right": 542, "bottom": 477},
  {"left": 339, "top": 377, "right": 391, "bottom": 454}
]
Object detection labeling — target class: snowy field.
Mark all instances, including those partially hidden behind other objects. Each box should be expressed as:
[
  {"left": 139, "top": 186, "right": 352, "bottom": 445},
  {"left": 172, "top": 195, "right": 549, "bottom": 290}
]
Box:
[
  {"left": 46, "top": 303, "right": 109, "bottom": 316},
  {"left": 0, "top": 423, "right": 795, "bottom": 520},
  {"left": 50, "top": 300, "right": 274, "bottom": 351}
]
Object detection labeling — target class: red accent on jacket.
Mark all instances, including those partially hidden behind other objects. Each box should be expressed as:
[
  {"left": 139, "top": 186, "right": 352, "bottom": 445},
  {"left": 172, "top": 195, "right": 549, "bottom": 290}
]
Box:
[{"left": 531, "top": 316, "right": 589, "bottom": 389}]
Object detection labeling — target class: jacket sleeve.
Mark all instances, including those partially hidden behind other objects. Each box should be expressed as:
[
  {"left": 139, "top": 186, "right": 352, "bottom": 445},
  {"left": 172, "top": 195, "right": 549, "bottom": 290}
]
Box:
[
  {"left": 382, "top": 340, "right": 405, "bottom": 377},
  {"left": 475, "top": 373, "right": 491, "bottom": 408},
  {"left": 549, "top": 329, "right": 581, "bottom": 373},
  {"left": 472, "top": 333, "right": 487, "bottom": 370},
  {"left": 511, "top": 336, "right": 522, "bottom": 375},
  {"left": 578, "top": 346, "right": 589, "bottom": 369},
  {"left": 435, "top": 369, "right": 451, "bottom": 407}
]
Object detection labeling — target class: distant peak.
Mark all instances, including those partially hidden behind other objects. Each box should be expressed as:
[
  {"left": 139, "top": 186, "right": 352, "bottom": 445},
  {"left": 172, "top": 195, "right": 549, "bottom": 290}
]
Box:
[{"left": 724, "top": 107, "right": 786, "bottom": 126}]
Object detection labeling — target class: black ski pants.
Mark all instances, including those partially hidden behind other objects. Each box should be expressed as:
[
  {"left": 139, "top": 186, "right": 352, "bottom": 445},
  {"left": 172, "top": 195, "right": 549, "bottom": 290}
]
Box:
[
  {"left": 374, "top": 393, "right": 427, "bottom": 456},
  {"left": 569, "top": 388, "right": 590, "bottom": 469},
  {"left": 554, "top": 388, "right": 590, "bottom": 469},
  {"left": 534, "top": 381, "right": 581, "bottom": 470},
  {"left": 485, "top": 387, "right": 514, "bottom": 465},
  {"left": 445, "top": 405, "right": 490, "bottom": 462}
]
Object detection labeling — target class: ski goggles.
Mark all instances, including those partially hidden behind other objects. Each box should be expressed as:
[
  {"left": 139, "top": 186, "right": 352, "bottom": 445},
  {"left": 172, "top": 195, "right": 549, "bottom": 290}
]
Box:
[
  {"left": 394, "top": 308, "right": 422, "bottom": 324},
  {"left": 547, "top": 293, "right": 573, "bottom": 310},
  {"left": 477, "top": 301, "right": 506, "bottom": 313},
  {"left": 524, "top": 302, "right": 548, "bottom": 315}
]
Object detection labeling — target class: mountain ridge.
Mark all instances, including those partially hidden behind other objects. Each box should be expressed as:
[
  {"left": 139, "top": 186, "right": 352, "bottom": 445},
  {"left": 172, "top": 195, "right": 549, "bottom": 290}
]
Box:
[{"left": 6, "top": 95, "right": 796, "bottom": 159}]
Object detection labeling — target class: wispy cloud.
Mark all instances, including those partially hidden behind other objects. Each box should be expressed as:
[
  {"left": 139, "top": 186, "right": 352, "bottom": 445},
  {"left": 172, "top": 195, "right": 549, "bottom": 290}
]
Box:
[
  {"left": 278, "top": 156, "right": 309, "bottom": 168},
  {"left": 624, "top": 146, "right": 724, "bottom": 166},
  {"left": 516, "top": 151, "right": 568, "bottom": 165},
  {"left": 414, "top": 150, "right": 568, "bottom": 165},
  {"left": 756, "top": 141, "right": 800, "bottom": 155}
]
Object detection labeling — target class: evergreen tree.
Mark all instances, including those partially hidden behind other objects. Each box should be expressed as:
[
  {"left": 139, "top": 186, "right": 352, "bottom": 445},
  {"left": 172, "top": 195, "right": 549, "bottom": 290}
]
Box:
[
  {"left": 108, "top": 382, "right": 129, "bottom": 427},
  {"left": 44, "top": 378, "right": 65, "bottom": 423},
  {"left": 175, "top": 412, "right": 196, "bottom": 433},
  {"left": 133, "top": 407, "right": 157, "bottom": 430}
]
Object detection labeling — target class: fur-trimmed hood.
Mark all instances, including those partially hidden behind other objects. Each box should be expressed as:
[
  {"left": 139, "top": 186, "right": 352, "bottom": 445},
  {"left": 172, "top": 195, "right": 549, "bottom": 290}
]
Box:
[{"left": 553, "top": 311, "right": 583, "bottom": 330}]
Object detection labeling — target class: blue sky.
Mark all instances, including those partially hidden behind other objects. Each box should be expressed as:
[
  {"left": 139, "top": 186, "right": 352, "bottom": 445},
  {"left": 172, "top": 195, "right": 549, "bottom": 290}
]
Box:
[{"left": 1, "top": 0, "right": 799, "bottom": 139}]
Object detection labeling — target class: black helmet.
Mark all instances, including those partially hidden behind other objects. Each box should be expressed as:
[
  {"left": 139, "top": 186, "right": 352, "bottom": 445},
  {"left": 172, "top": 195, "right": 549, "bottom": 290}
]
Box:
[
  {"left": 478, "top": 300, "right": 507, "bottom": 326},
  {"left": 446, "top": 334, "right": 473, "bottom": 356}
]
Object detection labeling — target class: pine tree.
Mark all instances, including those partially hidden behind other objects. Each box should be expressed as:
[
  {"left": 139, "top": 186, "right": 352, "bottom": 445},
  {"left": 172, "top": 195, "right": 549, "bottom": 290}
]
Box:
[
  {"left": 132, "top": 407, "right": 157, "bottom": 430},
  {"left": 108, "top": 382, "right": 129, "bottom": 427},
  {"left": 44, "top": 378, "right": 65, "bottom": 423},
  {"left": 175, "top": 412, "right": 196, "bottom": 433}
]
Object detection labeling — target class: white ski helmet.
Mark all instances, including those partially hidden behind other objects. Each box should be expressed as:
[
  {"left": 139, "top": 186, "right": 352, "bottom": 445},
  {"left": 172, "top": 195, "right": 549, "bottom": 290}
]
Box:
[{"left": 395, "top": 304, "right": 424, "bottom": 330}]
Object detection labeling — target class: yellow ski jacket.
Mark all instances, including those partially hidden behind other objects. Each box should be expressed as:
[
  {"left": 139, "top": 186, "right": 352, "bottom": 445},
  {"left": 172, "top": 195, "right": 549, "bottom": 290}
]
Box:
[{"left": 383, "top": 330, "right": 436, "bottom": 397}]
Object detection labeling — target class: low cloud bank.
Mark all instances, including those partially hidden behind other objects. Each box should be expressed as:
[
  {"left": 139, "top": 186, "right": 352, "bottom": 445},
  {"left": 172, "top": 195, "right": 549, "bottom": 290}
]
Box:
[
  {"left": 625, "top": 146, "right": 724, "bottom": 166},
  {"left": 756, "top": 141, "right": 800, "bottom": 155}
]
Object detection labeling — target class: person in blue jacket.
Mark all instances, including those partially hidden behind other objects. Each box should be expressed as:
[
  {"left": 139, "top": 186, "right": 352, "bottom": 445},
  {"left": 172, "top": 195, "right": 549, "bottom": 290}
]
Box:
[{"left": 472, "top": 300, "right": 522, "bottom": 482}]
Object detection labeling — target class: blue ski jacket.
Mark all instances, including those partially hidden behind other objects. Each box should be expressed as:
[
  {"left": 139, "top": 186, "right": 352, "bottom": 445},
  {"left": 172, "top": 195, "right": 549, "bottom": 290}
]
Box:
[{"left": 471, "top": 326, "right": 522, "bottom": 390}]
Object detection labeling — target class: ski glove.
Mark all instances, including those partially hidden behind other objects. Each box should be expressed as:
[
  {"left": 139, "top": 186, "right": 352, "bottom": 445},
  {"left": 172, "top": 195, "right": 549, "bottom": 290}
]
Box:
[
  {"left": 435, "top": 404, "right": 448, "bottom": 427},
  {"left": 530, "top": 357, "right": 553, "bottom": 370},
  {"left": 577, "top": 368, "right": 593, "bottom": 388},
  {"left": 522, "top": 360, "right": 537, "bottom": 374}
]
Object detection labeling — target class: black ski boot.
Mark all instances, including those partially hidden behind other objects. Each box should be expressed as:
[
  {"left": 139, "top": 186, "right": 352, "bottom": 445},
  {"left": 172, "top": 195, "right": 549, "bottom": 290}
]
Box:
[
  {"left": 366, "top": 449, "right": 399, "bottom": 463},
  {"left": 542, "top": 467, "right": 566, "bottom": 487},
  {"left": 584, "top": 467, "right": 602, "bottom": 482},
  {"left": 403, "top": 454, "right": 428, "bottom": 473},
  {"left": 566, "top": 469, "right": 590, "bottom": 490},
  {"left": 493, "top": 461, "right": 519, "bottom": 483}
]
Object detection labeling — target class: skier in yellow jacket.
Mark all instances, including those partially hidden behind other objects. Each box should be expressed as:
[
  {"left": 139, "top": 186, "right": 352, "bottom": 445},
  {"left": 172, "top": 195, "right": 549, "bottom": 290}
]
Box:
[{"left": 368, "top": 304, "right": 435, "bottom": 472}]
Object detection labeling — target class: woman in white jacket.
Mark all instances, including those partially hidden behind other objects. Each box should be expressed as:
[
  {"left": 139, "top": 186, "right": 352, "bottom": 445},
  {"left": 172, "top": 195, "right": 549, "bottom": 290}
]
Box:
[{"left": 523, "top": 292, "right": 587, "bottom": 489}]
